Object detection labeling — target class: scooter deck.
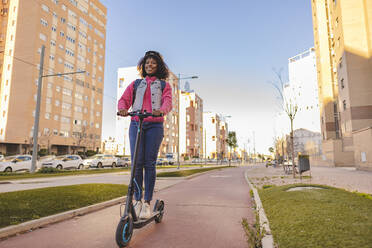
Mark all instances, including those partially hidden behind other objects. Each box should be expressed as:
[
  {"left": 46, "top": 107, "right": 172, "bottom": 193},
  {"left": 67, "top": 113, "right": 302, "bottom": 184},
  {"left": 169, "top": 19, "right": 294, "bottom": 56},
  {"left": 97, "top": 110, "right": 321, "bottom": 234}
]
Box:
[{"left": 133, "top": 210, "right": 164, "bottom": 229}]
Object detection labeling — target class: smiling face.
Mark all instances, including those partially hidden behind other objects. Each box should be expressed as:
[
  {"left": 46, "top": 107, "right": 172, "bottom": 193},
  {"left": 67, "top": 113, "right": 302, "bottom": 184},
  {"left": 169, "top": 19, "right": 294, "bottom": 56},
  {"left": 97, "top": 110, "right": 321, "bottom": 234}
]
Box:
[{"left": 144, "top": 57, "right": 158, "bottom": 76}]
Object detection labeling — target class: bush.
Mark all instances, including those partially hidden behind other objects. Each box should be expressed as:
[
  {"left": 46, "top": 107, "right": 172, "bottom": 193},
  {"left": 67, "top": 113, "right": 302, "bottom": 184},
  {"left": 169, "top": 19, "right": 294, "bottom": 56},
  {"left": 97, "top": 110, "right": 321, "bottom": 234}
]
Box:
[
  {"left": 85, "top": 150, "right": 97, "bottom": 157},
  {"left": 184, "top": 156, "right": 189, "bottom": 161},
  {"left": 38, "top": 167, "right": 62, "bottom": 174},
  {"left": 38, "top": 149, "right": 49, "bottom": 157}
]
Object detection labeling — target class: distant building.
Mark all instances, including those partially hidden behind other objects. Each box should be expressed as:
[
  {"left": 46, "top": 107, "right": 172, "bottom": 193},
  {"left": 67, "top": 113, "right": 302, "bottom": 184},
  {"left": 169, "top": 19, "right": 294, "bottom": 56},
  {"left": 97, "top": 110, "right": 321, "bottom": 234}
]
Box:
[
  {"left": 180, "top": 91, "right": 203, "bottom": 158},
  {"left": 101, "top": 137, "right": 118, "bottom": 155},
  {"left": 202, "top": 112, "right": 229, "bottom": 160}
]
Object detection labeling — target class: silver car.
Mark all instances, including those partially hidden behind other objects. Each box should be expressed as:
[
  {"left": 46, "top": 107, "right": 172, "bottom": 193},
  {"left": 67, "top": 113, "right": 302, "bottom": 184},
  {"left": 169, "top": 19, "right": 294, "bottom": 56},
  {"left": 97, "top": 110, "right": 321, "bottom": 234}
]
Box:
[
  {"left": 0, "top": 155, "right": 32, "bottom": 172},
  {"left": 83, "top": 154, "right": 117, "bottom": 168},
  {"left": 42, "top": 155, "right": 84, "bottom": 170}
]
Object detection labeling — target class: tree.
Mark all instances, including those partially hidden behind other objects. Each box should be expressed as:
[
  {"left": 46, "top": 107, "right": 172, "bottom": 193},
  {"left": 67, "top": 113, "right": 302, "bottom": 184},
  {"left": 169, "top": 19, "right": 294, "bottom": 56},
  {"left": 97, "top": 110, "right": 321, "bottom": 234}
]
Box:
[
  {"left": 226, "top": 131, "right": 238, "bottom": 166},
  {"left": 268, "top": 147, "right": 274, "bottom": 153},
  {"left": 268, "top": 69, "right": 298, "bottom": 178}
]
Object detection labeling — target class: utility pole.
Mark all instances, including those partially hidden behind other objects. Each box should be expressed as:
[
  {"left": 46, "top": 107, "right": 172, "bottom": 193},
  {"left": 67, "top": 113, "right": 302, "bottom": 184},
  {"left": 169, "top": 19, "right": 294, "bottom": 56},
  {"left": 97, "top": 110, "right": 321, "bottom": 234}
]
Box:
[
  {"left": 253, "top": 131, "right": 256, "bottom": 164},
  {"left": 31, "top": 45, "right": 85, "bottom": 173},
  {"left": 31, "top": 45, "right": 45, "bottom": 173}
]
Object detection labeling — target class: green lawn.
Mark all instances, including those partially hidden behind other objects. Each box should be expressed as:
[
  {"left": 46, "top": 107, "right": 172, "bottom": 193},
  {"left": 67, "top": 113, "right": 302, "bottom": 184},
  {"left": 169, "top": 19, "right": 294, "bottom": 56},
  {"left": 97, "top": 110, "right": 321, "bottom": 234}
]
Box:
[
  {"left": 0, "top": 168, "right": 131, "bottom": 181},
  {"left": 258, "top": 184, "right": 372, "bottom": 248},
  {"left": 0, "top": 184, "right": 127, "bottom": 228},
  {"left": 156, "top": 166, "right": 232, "bottom": 177}
]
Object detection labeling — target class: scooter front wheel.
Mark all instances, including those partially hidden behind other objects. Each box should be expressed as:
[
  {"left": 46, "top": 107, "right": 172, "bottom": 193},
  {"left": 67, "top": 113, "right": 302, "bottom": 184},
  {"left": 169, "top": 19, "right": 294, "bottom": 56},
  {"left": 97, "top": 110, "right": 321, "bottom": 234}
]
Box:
[
  {"left": 115, "top": 215, "right": 133, "bottom": 247},
  {"left": 154, "top": 200, "right": 165, "bottom": 223}
]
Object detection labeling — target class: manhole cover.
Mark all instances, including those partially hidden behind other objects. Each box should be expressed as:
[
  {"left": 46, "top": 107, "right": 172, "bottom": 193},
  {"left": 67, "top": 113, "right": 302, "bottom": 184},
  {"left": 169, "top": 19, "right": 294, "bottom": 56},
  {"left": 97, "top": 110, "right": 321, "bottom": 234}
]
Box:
[{"left": 286, "top": 186, "right": 324, "bottom": 192}]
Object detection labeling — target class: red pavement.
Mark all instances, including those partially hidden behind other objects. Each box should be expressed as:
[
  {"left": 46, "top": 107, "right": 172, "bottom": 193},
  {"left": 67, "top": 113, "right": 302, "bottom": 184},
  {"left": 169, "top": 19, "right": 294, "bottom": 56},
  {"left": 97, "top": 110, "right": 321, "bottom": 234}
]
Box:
[{"left": 0, "top": 167, "right": 254, "bottom": 248}]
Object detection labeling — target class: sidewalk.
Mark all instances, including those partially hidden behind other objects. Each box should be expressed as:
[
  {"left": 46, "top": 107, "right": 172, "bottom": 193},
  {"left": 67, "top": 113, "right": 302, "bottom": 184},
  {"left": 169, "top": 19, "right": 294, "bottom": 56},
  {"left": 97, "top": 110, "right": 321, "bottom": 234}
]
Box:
[{"left": 246, "top": 164, "right": 372, "bottom": 194}]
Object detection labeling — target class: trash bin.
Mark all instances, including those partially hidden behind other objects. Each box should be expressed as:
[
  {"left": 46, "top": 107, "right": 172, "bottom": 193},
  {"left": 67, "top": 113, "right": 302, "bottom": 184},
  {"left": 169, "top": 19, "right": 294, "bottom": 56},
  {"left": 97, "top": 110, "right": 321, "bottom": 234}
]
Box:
[{"left": 298, "top": 155, "right": 310, "bottom": 174}]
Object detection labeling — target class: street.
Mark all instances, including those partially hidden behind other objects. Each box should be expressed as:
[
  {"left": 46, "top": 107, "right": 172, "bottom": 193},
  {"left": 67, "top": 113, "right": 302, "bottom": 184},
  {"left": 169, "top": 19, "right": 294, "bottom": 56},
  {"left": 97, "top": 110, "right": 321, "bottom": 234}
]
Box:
[{"left": 0, "top": 166, "right": 254, "bottom": 248}]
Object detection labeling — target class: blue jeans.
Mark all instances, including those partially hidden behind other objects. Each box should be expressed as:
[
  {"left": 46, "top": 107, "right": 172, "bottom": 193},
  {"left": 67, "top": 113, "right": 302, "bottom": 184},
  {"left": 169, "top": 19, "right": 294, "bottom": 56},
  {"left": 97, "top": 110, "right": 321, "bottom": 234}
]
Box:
[{"left": 129, "top": 121, "right": 164, "bottom": 202}]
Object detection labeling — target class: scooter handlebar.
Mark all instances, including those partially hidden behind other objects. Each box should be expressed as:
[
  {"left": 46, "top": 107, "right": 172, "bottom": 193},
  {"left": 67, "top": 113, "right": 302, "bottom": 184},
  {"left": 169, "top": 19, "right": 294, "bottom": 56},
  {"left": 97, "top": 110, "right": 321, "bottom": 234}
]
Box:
[{"left": 116, "top": 111, "right": 163, "bottom": 118}]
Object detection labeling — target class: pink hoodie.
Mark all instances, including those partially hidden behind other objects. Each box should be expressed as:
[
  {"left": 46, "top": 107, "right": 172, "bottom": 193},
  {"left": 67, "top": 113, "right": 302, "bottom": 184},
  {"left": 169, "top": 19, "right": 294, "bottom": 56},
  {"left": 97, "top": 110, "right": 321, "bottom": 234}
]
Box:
[{"left": 118, "top": 76, "right": 173, "bottom": 122}]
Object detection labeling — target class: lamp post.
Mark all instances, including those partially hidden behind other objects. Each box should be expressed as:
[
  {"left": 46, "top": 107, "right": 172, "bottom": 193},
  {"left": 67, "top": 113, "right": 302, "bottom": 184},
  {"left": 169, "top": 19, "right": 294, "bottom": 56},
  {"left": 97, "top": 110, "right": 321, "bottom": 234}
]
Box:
[
  {"left": 31, "top": 45, "right": 85, "bottom": 173},
  {"left": 177, "top": 74, "right": 198, "bottom": 169}
]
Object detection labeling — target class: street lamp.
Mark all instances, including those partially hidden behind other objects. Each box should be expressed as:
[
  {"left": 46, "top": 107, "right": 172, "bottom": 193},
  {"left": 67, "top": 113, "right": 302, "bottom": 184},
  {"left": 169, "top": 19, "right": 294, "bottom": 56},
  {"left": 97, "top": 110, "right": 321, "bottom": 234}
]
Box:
[
  {"left": 31, "top": 45, "right": 86, "bottom": 173},
  {"left": 177, "top": 74, "right": 198, "bottom": 169}
]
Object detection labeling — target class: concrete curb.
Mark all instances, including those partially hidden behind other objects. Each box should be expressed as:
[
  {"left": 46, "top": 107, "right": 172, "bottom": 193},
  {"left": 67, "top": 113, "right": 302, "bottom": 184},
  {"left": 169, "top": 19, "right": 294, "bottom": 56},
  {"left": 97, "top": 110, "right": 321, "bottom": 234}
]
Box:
[
  {"left": 0, "top": 196, "right": 126, "bottom": 240},
  {"left": 244, "top": 170, "right": 274, "bottom": 248}
]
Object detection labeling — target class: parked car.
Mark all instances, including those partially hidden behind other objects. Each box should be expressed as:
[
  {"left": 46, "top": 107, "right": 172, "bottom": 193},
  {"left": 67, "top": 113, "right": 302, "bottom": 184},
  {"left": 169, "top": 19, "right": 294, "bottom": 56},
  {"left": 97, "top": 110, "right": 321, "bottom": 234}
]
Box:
[
  {"left": 116, "top": 156, "right": 131, "bottom": 167},
  {"left": 0, "top": 155, "right": 32, "bottom": 172},
  {"left": 191, "top": 158, "right": 203, "bottom": 164},
  {"left": 165, "top": 153, "right": 175, "bottom": 165},
  {"left": 156, "top": 158, "right": 168, "bottom": 166},
  {"left": 41, "top": 155, "right": 84, "bottom": 170},
  {"left": 0, "top": 154, "right": 4, "bottom": 161},
  {"left": 83, "top": 154, "right": 117, "bottom": 168}
]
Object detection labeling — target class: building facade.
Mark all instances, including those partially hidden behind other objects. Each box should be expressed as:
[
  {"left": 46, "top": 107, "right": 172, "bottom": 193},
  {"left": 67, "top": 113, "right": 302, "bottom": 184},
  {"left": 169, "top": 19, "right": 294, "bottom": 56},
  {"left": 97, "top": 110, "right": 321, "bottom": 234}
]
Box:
[
  {"left": 0, "top": 0, "right": 107, "bottom": 155},
  {"left": 311, "top": 0, "right": 372, "bottom": 168},
  {"left": 179, "top": 91, "right": 203, "bottom": 158},
  {"left": 202, "top": 112, "right": 228, "bottom": 160},
  {"left": 116, "top": 66, "right": 179, "bottom": 157}
]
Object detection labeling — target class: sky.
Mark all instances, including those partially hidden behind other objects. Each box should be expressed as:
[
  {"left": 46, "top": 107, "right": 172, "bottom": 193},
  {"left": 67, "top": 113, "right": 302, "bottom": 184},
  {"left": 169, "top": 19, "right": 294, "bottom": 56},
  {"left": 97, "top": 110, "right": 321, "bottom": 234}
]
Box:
[{"left": 100, "top": 0, "right": 315, "bottom": 154}]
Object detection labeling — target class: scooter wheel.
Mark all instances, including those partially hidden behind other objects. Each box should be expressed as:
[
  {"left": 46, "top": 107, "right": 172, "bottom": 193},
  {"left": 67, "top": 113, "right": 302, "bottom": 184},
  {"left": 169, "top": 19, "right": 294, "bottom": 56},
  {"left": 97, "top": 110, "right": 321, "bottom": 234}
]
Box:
[
  {"left": 155, "top": 200, "right": 165, "bottom": 223},
  {"left": 115, "top": 215, "right": 133, "bottom": 247}
]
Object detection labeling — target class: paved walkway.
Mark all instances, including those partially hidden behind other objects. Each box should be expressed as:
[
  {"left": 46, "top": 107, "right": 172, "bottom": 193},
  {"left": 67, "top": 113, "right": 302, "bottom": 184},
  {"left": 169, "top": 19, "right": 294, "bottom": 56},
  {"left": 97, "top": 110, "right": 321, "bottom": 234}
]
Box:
[
  {"left": 247, "top": 164, "right": 372, "bottom": 194},
  {"left": 0, "top": 166, "right": 254, "bottom": 248}
]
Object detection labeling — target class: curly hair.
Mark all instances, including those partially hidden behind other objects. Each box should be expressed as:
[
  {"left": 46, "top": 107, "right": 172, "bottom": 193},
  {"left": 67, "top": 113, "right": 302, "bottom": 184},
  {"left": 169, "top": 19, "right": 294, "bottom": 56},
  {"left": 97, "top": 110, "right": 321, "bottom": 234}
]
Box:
[{"left": 137, "top": 51, "right": 169, "bottom": 80}]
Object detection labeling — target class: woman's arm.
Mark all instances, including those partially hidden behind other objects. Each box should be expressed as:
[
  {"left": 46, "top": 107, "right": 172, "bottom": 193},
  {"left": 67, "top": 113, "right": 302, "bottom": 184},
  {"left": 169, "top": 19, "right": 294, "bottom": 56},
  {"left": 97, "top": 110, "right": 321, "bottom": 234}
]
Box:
[
  {"left": 118, "top": 81, "right": 135, "bottom": 111},
  {"left": 159, "top": 82, "right": 173, "bottom": 115}
]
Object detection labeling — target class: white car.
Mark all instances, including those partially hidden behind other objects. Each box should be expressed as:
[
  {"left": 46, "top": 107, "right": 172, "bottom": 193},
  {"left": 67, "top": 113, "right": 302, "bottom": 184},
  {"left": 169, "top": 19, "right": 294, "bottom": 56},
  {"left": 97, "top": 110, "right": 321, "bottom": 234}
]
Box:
[
  {"left": 83, "top": 154, "right": 117, "bottom": 168},
  {"left": 0, "top": 155, "right": 32, "bottom": 172},
  {"left": 0, "top": 154, "right": 4, "bottom": 161},
  {"left": 42, "top": 155, "right": 84, "bottom": 170}
]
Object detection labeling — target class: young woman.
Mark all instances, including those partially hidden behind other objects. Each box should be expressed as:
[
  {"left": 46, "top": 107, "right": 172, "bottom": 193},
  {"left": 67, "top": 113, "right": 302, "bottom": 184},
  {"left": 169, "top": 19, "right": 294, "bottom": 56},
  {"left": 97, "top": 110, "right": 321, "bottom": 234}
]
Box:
[{"left": 118, "top": 51, "right": 172, "bottom": 219}]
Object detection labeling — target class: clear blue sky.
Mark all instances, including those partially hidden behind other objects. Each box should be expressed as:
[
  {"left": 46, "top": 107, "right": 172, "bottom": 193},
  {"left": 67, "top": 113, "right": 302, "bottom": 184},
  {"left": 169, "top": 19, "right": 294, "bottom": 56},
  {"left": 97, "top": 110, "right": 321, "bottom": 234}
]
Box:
[{"left": 100, "top": 0, "right": 314, "bottom": 153}]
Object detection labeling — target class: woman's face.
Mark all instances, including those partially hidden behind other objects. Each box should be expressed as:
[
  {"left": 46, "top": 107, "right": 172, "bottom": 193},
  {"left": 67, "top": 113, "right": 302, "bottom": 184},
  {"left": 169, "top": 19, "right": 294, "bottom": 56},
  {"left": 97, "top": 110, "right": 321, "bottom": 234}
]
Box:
[{"left": 144, "top": 57, "right": 158, "bottom": 76}]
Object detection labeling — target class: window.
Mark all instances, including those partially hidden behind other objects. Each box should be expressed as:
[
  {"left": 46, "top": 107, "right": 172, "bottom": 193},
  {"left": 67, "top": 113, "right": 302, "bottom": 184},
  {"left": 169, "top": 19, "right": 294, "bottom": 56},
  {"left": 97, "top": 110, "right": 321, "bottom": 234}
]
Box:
[
  {"left": 56, "top": 86, "right": 61, "bottom": 92},
  {"left": 61, "top": 116, "right": 70, "bottom": 123},
  {"left": 54, "top": 115, "right": 59, "bottom": 121},
  {"left": 75, "top": 92, "right": 83, "bottom": 99},
  {"left": 62, "top": 102, "right": 71, "bottom": 110},
  {"left": 75, "top": 106, "right": 82, "bottom": 112},
  {"left": 50, "top": 40, "right": 56, "bottom": 46},
  {"left": 60, "top": 17, "right": 66, "bottom": 23},
  {"left": 45, "top": 113, "right": 50, "bottom": 119},
  {"left": 40, "top": 18, "right": 48, "bottom": 27},
  {"left": 343, "top": 100, "right": 346, "bottom": 111},
  {"left": 41, "top": 4, "right": 49, "bottom": 12},
  {"left": 51, "top": 26, "right": 56, "bottom": 32},
  {"left": 55, "top": 100, "right": 60, "bottom": 106},
  {"left": 39, "top": 33, "right": 46, "bottom": 41},
  {"left": 46, "top": 97, "right": 51, "bottom": 104},
  {"left": 62, "top": 88, "right": 72, "bottom": 96},
  {"left": 61, "top": 4, "right": 66, "bottom": 10},
  {"left": 340, "top": 78, "right": 344, "bottom": 89},
  {"left": 60, "top": 31, "right": 64, "bottom": 37}
]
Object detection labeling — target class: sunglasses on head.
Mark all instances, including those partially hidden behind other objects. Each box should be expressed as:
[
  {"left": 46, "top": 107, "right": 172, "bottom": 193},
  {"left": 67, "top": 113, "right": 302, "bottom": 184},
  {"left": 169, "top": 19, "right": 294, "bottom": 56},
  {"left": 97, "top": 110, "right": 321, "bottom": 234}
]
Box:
[{"left": 145, "top": 51, "right": 161, "bottom": 57}]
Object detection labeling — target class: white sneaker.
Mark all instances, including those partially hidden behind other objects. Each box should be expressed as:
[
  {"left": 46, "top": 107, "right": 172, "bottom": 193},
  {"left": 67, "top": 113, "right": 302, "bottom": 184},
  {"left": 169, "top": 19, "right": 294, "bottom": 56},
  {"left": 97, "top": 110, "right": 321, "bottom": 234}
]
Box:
[
  {"left": 139, "top": 202, "right": 151, "bottom": 219},
  {"left": 133, "top": 201, "right": 142, "bottom": 217}
]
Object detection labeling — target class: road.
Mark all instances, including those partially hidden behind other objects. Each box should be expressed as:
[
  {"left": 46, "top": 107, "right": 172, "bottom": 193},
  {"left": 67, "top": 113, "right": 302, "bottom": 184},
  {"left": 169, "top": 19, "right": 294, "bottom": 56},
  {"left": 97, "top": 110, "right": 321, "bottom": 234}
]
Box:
[{"left": 0, "top": 166, "right": 254, "bottom": 248}]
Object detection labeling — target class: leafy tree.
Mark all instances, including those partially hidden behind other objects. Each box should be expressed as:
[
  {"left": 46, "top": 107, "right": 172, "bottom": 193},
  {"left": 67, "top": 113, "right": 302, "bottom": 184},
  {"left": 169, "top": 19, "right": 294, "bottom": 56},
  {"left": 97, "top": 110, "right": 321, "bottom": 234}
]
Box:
[{"left": 226, "top": 131, "right": 238, "bottom": 166}]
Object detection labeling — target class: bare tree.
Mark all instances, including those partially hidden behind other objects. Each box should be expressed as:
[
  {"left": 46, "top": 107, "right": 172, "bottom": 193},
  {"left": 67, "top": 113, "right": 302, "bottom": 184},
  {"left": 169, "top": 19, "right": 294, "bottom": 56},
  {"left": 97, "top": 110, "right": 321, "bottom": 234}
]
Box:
[
  {"left": 72, "top": 125, "right": 91, "bottom": 154},
  {"left": 268, "top": 69, "right": 298, "bottom": 178}
]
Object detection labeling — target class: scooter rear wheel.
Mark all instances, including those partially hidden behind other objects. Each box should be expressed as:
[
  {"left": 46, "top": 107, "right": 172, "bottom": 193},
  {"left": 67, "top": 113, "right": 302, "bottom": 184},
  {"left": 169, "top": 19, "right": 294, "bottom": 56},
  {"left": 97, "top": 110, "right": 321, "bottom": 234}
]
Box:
[
  {"left": 154, "top": 200, "right": 165, "bottom": 223},
  {"left": 115, "top": 215, "right": 133, "bottom": 247}
]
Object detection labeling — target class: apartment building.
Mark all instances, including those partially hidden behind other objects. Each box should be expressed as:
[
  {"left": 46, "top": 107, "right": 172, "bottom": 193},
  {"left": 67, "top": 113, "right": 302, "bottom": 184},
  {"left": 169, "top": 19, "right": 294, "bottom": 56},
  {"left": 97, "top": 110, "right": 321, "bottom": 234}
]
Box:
[
  {"left": 203, "top": 112, "right": 228, "bottom": 160},
  {"left": 179, "top": 91, "right": 203, "bottom": 158},
  {"left": 116, "top": 66, "right": 179, "bottom": 157},
  {"left": 0, "top": 0, "right": 107, "bottom": 155},
  {"left": 311, "top": 0, "right": 372, "bottom": 169}
]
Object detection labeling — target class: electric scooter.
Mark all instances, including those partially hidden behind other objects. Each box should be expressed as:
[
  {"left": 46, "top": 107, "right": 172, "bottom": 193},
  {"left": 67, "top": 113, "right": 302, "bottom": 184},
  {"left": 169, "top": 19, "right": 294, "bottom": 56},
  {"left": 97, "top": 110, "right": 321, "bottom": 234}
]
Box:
[{"left": 115, "top": 111, "right": 165, "bottom": 248}]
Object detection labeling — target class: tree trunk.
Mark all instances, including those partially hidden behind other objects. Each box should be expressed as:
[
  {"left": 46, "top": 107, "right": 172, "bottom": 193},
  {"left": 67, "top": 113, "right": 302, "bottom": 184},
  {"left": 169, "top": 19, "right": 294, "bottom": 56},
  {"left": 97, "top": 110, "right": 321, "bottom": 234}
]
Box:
[{"left": 291, "top": 118, "right": 295, "bottom": 178}]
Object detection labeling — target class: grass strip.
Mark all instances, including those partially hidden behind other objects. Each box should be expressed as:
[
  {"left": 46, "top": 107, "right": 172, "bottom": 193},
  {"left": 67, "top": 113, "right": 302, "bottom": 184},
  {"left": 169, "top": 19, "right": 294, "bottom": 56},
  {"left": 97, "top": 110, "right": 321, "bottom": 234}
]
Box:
[
  {"left": 156, "top": 166, "right": 232, "bottom": 177},
  {"left": 0, "top": 183, "right": 127, "bottom": 228},
  {"left": 0, "top": 168, "right": 131, "bottom": 181},
  {"left": 258, "top": 184, "right": 372, "bottom": 248}
]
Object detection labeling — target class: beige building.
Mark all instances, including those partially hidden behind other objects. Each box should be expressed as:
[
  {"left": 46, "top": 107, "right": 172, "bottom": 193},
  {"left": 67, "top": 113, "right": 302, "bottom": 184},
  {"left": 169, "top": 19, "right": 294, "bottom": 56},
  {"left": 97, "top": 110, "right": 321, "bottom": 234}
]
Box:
[
  {"left": 180, "top": 91, "right": 203, "bottom": 159},
  {"left": 311, "top": 0, "right": 372, "bottom": 169},
  {"left": 0, "top": 0, "right": 107, "bottom": 155},
  {"left": 203, "top": 112, "right": 228, "bottom": 160}
]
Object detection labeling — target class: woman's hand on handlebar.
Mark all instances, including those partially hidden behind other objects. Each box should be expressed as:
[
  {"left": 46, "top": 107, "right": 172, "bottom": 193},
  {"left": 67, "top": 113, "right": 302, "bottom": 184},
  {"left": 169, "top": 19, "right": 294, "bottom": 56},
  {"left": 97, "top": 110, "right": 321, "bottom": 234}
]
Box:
[
  {"left": 118, "top": 109, "right": 128, "bottom": 117},
  {"left": 152, "top": 110, "right": 164, "bottom": 117}
]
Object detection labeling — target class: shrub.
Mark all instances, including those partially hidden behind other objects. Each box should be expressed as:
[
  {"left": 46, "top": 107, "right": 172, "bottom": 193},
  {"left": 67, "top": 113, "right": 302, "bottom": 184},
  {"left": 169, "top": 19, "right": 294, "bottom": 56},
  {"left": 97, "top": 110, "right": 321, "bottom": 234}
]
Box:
[{"left": 38, "top": 167, "right": 62, "bottom": 174}]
